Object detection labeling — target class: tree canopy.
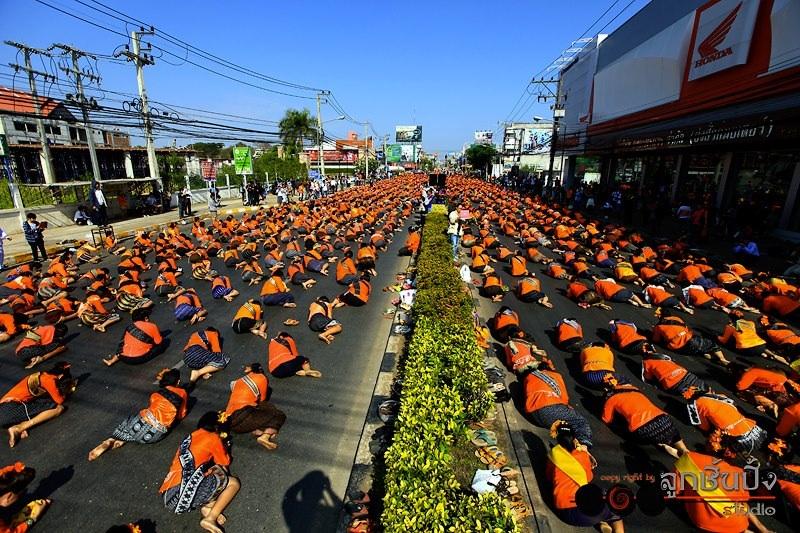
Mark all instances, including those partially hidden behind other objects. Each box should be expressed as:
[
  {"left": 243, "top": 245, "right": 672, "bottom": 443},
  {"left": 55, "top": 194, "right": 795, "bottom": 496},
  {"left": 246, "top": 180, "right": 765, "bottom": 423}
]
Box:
[
  {"left": 279, "top": 108, "right": 316, "bottom": 156},
  {"left": 464, "top": 144, "right": 498, "bottom": 174}
]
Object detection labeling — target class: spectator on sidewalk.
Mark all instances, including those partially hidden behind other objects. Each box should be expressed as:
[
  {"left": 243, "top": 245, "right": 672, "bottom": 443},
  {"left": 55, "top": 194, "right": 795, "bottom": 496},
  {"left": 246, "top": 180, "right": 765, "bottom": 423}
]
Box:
[
  {"left": 73, "top": 205, "right": 91, "bottom": 226},
  {"left": 22, "top": 213, "right": 47, "bottom": 263},
  {"left": 92, "top": 182, "right": 108, "bottom": 225},
  {"left": 0, "top": 227, "right": 10, "bottom": 268}
]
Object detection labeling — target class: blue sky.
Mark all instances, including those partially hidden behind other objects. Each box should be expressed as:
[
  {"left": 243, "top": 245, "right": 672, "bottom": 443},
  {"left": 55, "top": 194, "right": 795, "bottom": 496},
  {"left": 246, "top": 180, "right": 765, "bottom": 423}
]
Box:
[{"left": 0, "top": 0, "right": 647, "bottom": 153}]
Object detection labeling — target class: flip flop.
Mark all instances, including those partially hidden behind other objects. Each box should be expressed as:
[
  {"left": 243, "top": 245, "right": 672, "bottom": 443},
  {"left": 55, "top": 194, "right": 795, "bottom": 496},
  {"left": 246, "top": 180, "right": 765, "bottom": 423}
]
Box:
[
  {"left": 471, "top": 435, "right": 497, "bottom": 447},
  {"left": 283, "top": 319, "right": 300, "bottom": 326}
]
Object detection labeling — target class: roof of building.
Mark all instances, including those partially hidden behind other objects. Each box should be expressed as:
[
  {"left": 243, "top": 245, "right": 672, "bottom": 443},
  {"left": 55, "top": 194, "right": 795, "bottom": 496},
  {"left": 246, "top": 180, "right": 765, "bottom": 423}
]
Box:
[{"left": 0, "top": 86, "right": 62, "bottom": 116}]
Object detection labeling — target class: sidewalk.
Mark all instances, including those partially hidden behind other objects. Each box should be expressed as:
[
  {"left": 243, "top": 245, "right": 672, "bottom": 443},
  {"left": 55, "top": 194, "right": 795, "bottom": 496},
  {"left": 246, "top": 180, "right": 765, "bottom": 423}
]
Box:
[{"left": 1, "top": 195, "right": 277, "bottom": 268}]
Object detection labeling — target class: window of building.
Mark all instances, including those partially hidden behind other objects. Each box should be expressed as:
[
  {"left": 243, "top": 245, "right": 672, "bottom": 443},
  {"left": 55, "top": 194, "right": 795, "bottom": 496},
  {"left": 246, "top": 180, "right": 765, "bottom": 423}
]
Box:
[
  {"left": 731, "top": 151, "right": 799, "bottom": 232},
  {"left": 44, "top": 125, "right": 61, "bottom": 135},
  {"left": 12, "top": 121, "right": 37, "bottom": 133},
  {"left": 69, "top": 127, "right": 87, "bottom": 143}
]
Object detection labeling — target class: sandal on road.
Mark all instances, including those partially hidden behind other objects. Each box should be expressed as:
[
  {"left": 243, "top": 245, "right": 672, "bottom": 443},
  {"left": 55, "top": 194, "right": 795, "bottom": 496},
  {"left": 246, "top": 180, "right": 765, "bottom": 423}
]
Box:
[{"left": 283, "top": 319, "right": 300, "bottom": 326}]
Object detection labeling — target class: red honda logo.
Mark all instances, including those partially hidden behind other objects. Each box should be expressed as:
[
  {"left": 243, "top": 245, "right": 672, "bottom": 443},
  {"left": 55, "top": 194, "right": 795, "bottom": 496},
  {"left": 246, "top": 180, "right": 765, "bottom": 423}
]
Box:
[{"left": 695, "top": 1, "right": 741, "bottom": 67}]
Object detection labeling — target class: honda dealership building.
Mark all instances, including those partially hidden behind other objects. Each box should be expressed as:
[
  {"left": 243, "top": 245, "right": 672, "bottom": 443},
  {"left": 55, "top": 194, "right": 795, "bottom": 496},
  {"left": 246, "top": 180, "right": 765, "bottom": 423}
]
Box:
[{"left": 557, "top": 0, "right": 800, "bottom": 236}]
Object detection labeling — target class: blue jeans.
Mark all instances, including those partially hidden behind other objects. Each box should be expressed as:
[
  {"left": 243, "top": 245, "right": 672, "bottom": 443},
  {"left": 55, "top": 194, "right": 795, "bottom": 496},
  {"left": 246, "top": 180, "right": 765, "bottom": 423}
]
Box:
[{"left": 449, "top": 234, "right": 459, "bottom": 259}]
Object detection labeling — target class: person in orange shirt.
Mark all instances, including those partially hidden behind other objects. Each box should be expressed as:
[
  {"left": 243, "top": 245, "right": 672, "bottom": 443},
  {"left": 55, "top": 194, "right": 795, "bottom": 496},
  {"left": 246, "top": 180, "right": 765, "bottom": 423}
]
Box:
[
  {"left": 508, "top": 251, "right": 528, "bottom": 277},
  {"left": 602, "top": 379, "right": 688, "bottom": 458},
  {"left": 160, "top": 411, "right": 240, "bottom": 532},
  {"left": 762, "top": 293, "right": 800, "bottom": 319},
  {"left": 521, "top": 360, "right": 593, "bottom": 448},
  {"left": 0, "top": 312, "right": 28, "bottom": 343},
  {"left": 210, "top": 275, "right": 239, "bottom": 302},
  {"left": 183, "top": 327, "right": 229, "bottom": 383},
  {"left": 546, "top": 263, "right": 569, "bottom": 280},
  {"left": 579, "top": 342, "right": 624, "bottom": 388},
  {"left": 225, "top": 364, "right": 286, "bottom": 450},
  {"left": 0, "top": 361, "right": 74, "bottom": 448},
  {"left": 268, "top": 331, "right": 321, "bottom": 378},
  {"left": 652, "top": 311, "right": 730, "bottom": 365},
  {"left": 398, "top": 226, "right": 420, "bottom": 257},
  {"left": 644, "top": 285, "right": 694, "bottom": 314},
  {"left": 672, "top": 449, "right": 771, "bottom": 533},
  {"left": 775, "top": 401, "right": 800, "bottom": 438},
  {"left": 686, "top": 389, "right": 767, "bottom": 458},
  {"left": 174, "top": 287, "right": 208, "bottom": 324},
  {"left": 231, "top": 299, "right": 270, "bottom": 338},
  {"left": 766, "top": 444, "right": 800, "bottom": 514},
  {"left": 335, "top": 273, "right": 371, "bottom": 307},
  {"left": 545, "top": 421, "right": 622, "bottom": 531},
  {"left": 706, "top": 287, "right": 761, "bottom": 314},
  {"left": 88, "top": 368, "right": 188, "bottom": 461},
  {"left": 642, "top": 350, "right": 709, "bottom": 396},
  {"left": 489, "top": 306, "right": 520, "bottom": 343},
  {"left": 608, "top": 319, "right": 647, "bottom": 353},
  {"left": 103, "top": 308, "right": 164, "bottom": 367},
  {"left": 0, "top": 462, "right": 51, "bottom": 532},
  {"left": 555, "top": 318, "right": 584, "bottom": 353},
  {"left": 336, "top": 250, "right": 359, "bottom": 285},
  {"left": 515, "top": 275, "right": 552, "bottom": 308},
  {"left": 758, "top": 315, "right": 800, "bottom": 360},
  {"left": 718, "top": 315, "right": 788, "bottom": 365},
  {"left": 15, "top": 324, "right": 68, "bottom": 369},
  {"left": 594, "top": 278, "right": 650, "bottom": 308},
  {"left": 260, "top": 269, "right": 296, "bottom": 308},
  {"left": 730, "top": 363, "right": 799, "bottom": 418},
  {"left": 480, "top": 272, "right": 504, "bottom": 302}
]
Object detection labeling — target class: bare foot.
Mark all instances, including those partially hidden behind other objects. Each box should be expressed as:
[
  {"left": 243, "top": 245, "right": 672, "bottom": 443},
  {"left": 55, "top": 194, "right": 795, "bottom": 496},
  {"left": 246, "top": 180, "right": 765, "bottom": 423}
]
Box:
[
  {"left": 24, "top": 357, "right": 42, "bottom": 369},
  {"left": 199, "top": 517, "right": 223, "bottom": 533},
  {"left": 88, "top": 440, "right": 112, "bottom": 461},
  {"left": 297, "top": 369, "right": 322, "bottom": 378},
  {"left": 283, "top": 302, "right": 296, "bottom": 308},
  {"left": 257, "top": 434, "right": 278, "bottom": 450},
  {"left": 8, "top": 428, "right": 28, "bottom": 448},
  {"left": 200, "top": 505, "right": 226, "bottom": 525}
]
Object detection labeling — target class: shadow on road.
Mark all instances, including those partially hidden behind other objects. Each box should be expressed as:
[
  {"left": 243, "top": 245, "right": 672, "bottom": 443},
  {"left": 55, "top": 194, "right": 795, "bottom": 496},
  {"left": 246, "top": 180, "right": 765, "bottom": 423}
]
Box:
[
  {"left": 30, "top": 465, "right": 74, "bottom": 500},
  {"left": 282, "top": 470, "right": 342, "bottom": 533}
]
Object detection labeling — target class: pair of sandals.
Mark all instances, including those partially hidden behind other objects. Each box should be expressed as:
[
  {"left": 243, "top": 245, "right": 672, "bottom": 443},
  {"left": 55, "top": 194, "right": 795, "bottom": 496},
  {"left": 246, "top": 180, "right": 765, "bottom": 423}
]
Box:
[
  {"left": 490, "top": 477, "right": 519, "bottom": 498},
  {"left": 470, "top": 429, "right": 497, "bottom": 447},
  {"left": 507, "top": 494, "right": 532, "bottom": 520},
  {"left": 475, "top": 445, "right": 507, "bottom": 468}
]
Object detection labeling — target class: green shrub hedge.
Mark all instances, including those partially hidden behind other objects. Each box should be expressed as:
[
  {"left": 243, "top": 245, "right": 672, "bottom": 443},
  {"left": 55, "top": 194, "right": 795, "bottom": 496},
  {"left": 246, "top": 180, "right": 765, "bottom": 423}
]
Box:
[{"left": 381, "top": 205, "right": 517, "bottom": 532}]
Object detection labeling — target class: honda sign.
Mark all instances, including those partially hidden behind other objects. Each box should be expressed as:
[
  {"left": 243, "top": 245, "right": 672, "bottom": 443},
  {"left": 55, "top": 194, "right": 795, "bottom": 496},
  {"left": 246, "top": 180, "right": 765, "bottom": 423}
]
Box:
[{"left": 688, "top": 0, "right": 759, "bottom": 81}]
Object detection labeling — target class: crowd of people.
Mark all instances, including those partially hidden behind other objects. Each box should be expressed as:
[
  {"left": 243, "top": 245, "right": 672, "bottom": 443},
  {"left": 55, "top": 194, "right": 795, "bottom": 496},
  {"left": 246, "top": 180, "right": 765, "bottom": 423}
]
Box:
[
  {"left": 0, "top": 175, "right": 423, "bottom": 532},
  {"left": 446, "top": 174, "right": 800, "bottom": 533}
]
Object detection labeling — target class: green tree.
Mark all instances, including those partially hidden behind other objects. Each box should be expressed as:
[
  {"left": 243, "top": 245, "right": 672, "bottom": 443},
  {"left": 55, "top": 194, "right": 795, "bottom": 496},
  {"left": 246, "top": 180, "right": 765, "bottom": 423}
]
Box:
[
  {"left": 464, "top": 144, "right": 498, "bottom": 176},
  {"left": 279, "top": 108, "right": 316, "bottom": 156},
  {"left": 253, "top": 146, "right": 308, "bottom": 182},
  {"left": 158, "top": 152, "right": 186, "bottom": 192},
  {"left": 187, "top": 142, "right": 225, "bottom": 158}
]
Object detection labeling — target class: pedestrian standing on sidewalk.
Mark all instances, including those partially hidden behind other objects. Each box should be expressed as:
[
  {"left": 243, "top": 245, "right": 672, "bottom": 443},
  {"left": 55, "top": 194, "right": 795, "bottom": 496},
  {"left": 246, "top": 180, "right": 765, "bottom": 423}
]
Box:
[
  {"left": 0, "top": 227, "right": 10, "bottom": 269},
  {"left": 93, "top": 182, "right": 108, "bottom": 226},
  {"left": 208, "top": 188, "right": 218, "bottom": 219},
  {"left": 22, "top": 213, "right": 47, "bottom": 263}
]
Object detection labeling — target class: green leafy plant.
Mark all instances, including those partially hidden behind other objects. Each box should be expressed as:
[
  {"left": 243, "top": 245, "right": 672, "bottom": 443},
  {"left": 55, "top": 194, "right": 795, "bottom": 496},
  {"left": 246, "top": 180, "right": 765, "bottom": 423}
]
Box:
[{"left": 381, "top": 205, "right": 516, "bottom": 532}]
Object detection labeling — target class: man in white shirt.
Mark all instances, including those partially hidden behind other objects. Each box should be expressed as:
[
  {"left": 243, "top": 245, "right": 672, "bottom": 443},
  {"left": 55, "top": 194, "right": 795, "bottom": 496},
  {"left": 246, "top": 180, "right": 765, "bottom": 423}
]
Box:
[{"left": 93, "top": 183, "right": 108, "bottom": 225}]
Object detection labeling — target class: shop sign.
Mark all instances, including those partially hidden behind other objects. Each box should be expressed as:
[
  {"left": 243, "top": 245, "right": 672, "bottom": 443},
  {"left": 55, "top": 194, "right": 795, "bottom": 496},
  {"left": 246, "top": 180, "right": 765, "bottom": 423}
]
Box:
[{"left": 688, "top": 0, "right": 760, "bottom": 81}]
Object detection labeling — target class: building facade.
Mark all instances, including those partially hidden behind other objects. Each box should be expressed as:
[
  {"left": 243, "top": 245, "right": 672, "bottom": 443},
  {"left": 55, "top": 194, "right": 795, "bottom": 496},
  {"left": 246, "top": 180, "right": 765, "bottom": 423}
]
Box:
[{"left": 556, "top": 0, "right": 800, "bottom": 236}]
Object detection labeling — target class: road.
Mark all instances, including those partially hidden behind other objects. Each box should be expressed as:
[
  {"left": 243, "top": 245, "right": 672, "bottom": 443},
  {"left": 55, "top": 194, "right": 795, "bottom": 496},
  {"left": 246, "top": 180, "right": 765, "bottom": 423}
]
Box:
[
  {"left": 0, "top": 214, "right": 409, "bottom": 532},
  {"left": 468, "top": 217, "right": 791, "bottom": 532}
]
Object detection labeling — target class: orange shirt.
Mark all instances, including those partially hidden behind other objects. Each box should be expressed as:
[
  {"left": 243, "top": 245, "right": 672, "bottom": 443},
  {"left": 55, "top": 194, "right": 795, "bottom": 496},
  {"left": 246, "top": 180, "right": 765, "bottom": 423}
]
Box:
[
  {"left": 16, "top": 326, "right": 56, "bottom": 354},
  {"left": 609, "top": 320, "right": 646, "bottom": 349},
  {"left": 522, "top": 370, "right": 568, "bottom": 414},
  {"left": 183, "top": 330, "right": 222, "bottom": 353},
  {"left": 159, "top": 429, "right": 230, "bottom": 492},
  {"left": 652, "top": 318, "right": 693, "bottom": 350},
  {"left": 1, "top": 372, "right": 65, "bottom": 405},
  {"left": 260, "top": 276, "right": 288, "bottom": 296},
  {"left": 763, "top": 294, "right": 800, "bottom": 317},
  {"left": 693, "top": 396, "right": 756, "bottom": 437},
  {"left": 735, "top": 367, "right": 789, "bottom": 393},
  {"left": 546, "top": 447, "right": 593, "bottom": 510},
  {"left": 336, "top": 258, "right": 357, "bottom": 282},
  {"left": 510, "top": 256, "right": 527, "bottom": 276},
  {"left": 602, "top": 389, "right": 664, "bottom": 431},
  {"left": 0, "top": 313, "right": 18, "bottom": 335},
  {"left": 718, "top": 320, "right": 765, "bottom": 350},
  {"left": 778, "top": 464, "right": 800, "bottom": 511},
  {"left": 225, "top": 372, "right": 268, "bottom": 414},
  {"left": 142, "top": 386, "right": 188, "bottom": 427},
  {"left": 777, "top": 402, "right": 800, "bottom": 437},
  {"left": 517, "top": 277, "right": 541, "bottom": 297},
  {"left": 233, "top": 302, "right": 262, "bottom": 321},
  {"left": 677, "top": 452, "right": 749, "bottom": 533},
  {"left": 642, "top": 358, "right": 688, "bottom": 390},
  {"left": 121, "top": 321, "right": 162, "bottom": 358},
  {"left": 566, "top": 282, "right": 589, "bottom": 301},
  {"left": 268, "top": 336, "right": 299, "bottom": 372},
  {"left": 594, "top": 279, "right": 623, "bottom": 300},
  {"left": 580, "top": 345, "right": 614, "bottom": 373},
  {"left": 494, "top": 310, "right": 519, "bottom": 331},
  {"left": 556, "top": 319, "right": 583, "bottom": 344}
]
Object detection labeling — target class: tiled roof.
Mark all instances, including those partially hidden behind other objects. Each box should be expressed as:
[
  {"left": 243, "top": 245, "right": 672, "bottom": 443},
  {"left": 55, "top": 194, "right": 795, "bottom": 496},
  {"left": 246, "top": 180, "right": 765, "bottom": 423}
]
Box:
[{"left": 0, "top": 86, "right": 61, "bottom": 116}]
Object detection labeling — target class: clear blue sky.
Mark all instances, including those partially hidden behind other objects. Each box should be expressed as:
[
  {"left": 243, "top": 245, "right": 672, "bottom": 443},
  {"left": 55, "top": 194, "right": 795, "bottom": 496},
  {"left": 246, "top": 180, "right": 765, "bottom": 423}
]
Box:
[{"left": 0, "top": 0, "right": 647, "bottom": 153}]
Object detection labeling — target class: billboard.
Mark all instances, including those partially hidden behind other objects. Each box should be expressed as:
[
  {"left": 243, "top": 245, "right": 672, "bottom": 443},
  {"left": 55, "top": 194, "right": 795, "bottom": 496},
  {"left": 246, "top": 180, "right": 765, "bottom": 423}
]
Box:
[
  {"left": 396, "top": 125, "right": 422, "bottom": 143},
  {"left": 386, "top": 144, "right": 402, "bottom": 163},
  {"left": 200, "top": 159, "right": 217, "bottom": 179},
  {"left": 400, "top": 144, "right": 417, "bottom": 162},
  {"left": 307, "top": 150, "right": 358, "bottom": 163},
  {"left": 474, "top": 131, "right": 494, "bottom": 144},
  {"left": 233, "top": 146, "right": 253, "bottom": 175}
]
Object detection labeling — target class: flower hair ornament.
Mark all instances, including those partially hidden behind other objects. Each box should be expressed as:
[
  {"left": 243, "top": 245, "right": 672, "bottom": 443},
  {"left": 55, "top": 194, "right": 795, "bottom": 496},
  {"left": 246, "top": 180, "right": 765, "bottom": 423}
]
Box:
[
  {"left": 0, "top": 462, "right": 26, "bottom": 477},
  {"left": 768, "top": 438, "right": 788, "bottom": 458}
]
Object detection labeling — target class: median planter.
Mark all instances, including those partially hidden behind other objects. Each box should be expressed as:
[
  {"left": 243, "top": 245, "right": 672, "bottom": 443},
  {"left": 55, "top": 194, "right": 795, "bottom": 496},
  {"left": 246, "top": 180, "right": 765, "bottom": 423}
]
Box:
[{"left": 381, "top": 205, "right": 517, "bottom": 532}]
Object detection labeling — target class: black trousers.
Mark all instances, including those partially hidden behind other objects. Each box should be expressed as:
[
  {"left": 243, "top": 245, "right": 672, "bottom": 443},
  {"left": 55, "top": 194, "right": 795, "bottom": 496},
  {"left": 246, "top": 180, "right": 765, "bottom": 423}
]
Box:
[
  {"left": 97, "top": 205, "right": 108, "bottom": 225},
  {"left": 28, "top": 238, "right": 47, "bottom": 261}
]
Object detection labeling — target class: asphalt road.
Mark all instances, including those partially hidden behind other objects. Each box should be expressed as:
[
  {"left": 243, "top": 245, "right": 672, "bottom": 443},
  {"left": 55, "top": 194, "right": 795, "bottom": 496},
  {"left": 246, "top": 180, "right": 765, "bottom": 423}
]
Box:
[
  {"left": 0, "top": 217, "right": 410, "bottom": 532},
  {"left": 469, "top": 221, "right": 791, "bottom": 532}
]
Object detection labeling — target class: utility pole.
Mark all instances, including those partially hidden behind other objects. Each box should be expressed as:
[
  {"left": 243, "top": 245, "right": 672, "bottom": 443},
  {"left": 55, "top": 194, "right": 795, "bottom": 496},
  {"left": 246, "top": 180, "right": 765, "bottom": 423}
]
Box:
[
  {"left": 117, "top": 28, "right": 160, "bottom": 186},
  {"left": 547, "top": 78, "right": 563, "bottom": 185},
  {"left": 316, "top": 91, "right": 329, "bottom": 179},
  {"left": 363, "top": 122, "right": 369, "bottom": 179},
  {"left": 53, "top": 44, "right": 102, "bottom": 187},
  {"left": 383, "top": 134, "right": 388, "bottom": 176},
  {"left": 5, "top": 41, "right": 57, "bottom": 184}
]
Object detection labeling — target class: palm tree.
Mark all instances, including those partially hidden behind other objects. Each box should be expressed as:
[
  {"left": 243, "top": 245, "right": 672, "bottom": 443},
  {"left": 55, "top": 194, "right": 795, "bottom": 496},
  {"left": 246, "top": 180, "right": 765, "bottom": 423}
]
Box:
[{"left": 279, "top": 108, "right": 316, "bottom": 156}]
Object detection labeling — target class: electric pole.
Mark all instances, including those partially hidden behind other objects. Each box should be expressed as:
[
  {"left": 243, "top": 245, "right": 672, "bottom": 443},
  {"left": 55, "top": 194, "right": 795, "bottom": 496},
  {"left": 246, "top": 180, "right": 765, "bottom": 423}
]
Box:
[
  {"left": 363, "top": 122, "right": 369, "bottom": 179},
  {"left": 316, "top": 91, "right": 329, "bottom": 179},
  {"left": 5, "top": 41, "right": 57, "bottom": 184},
  {"left": 117, "top": 28, "right": 160, "bottom": 185},
  {"left": 53, "top": 44, "right": 102, "bottom": 187}
]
